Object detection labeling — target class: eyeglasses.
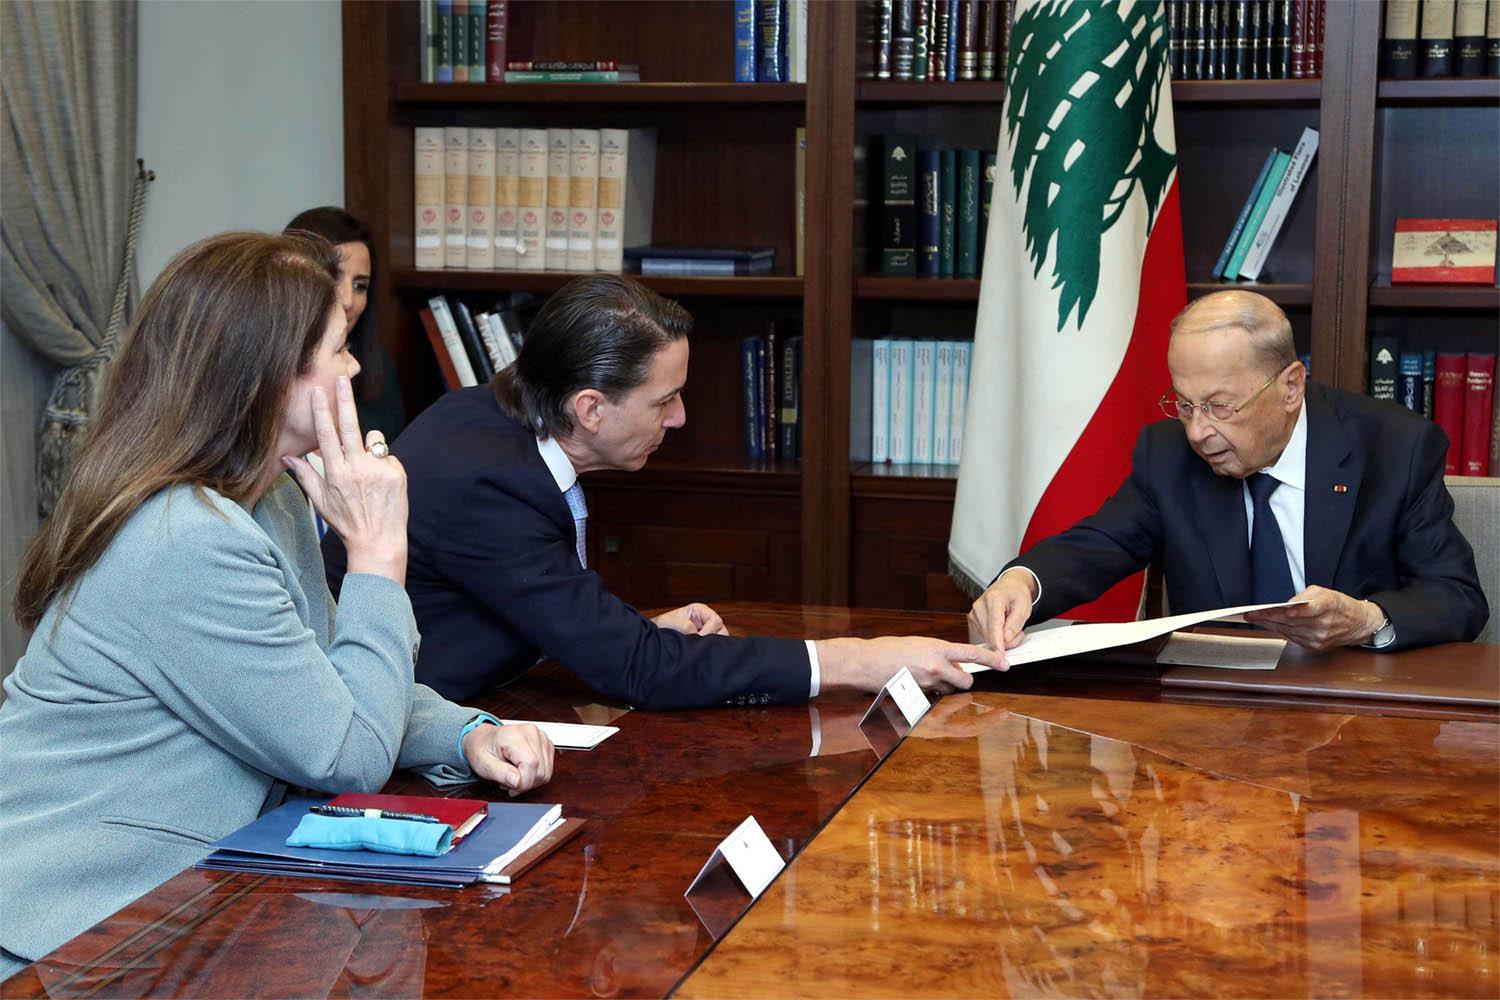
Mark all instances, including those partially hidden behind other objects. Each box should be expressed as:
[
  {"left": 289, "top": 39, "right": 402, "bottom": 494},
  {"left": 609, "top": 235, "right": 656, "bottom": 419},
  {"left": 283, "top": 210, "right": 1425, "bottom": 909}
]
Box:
[{"left": 1158, "top": 364, "right": 1289, "bottom": 423}]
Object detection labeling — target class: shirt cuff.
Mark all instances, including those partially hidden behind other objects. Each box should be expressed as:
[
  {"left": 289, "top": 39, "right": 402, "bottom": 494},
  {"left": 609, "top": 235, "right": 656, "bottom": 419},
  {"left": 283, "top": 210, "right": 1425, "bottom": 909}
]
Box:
[
  {"left": 806, "top": 640, "right": 821, "bottom": 699},
  {"left": 1011, "top": 566, "right": 1043, "bottom": 606},
  {"left": 457, "top": 712, "right": 502, "bottom": 760}
]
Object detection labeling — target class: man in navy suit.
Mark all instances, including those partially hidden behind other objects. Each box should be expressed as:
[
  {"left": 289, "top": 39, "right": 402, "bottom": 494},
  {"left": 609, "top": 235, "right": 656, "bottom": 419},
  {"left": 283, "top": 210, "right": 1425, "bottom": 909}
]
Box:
[
  {"left": 326, "top": 275, "right": 1004, "bottom": 708},
  {"left": 970, "top": 290, "right": 1487, "bottom": 654}
]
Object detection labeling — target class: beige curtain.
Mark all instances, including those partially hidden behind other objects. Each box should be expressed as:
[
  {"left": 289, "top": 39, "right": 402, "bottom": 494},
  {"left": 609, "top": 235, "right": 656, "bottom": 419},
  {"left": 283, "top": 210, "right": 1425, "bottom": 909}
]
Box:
[
  {"left": 1, "top": 0, "right": 144, "bottom": 682},
  {"left": 2, "top": 0, "right": 147, "bottom": 515}
]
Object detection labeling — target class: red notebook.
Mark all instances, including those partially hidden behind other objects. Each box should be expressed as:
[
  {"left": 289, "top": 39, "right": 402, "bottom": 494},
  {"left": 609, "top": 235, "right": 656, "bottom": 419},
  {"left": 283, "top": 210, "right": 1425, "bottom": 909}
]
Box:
[{"left": 328, "top": 793, "right": 488, "bottom": 844}]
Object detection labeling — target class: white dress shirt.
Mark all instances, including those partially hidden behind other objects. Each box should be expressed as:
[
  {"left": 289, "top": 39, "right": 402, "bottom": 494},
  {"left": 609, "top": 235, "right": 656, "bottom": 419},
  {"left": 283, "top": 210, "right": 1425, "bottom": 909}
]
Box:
[{"left": 534, "top": 436, "right": 822, "bottom": 695}]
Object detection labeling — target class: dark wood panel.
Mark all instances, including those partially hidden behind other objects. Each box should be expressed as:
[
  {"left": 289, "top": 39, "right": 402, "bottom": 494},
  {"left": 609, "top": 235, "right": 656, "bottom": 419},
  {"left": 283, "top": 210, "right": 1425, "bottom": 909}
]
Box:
[
  {"left": 855, "top": 276, "right": 982, "bottom": 300},
  {"left": 856, "top": 81, "right": 1006, "bottom": 104},
  {"left": 1376, "top": 77, "right": 1500, "bottom": 105},
  {"left": 851, "top": 494, "right": 966, "bottom": 611},
  {"left": 395, "top": 82, "right": 807, "bottom": 104},
  {"left": 504, "top": 0, "right": 742, "bottom": 83},
  {"left": 1171, "top": 78, "right": 1323, "bottom": 104},
  {"left": 391, "top": 267, "right": 804, "bottom": 297},
  {"left": 1368, "top": 284, "right": 1500, "bottom": 310}
]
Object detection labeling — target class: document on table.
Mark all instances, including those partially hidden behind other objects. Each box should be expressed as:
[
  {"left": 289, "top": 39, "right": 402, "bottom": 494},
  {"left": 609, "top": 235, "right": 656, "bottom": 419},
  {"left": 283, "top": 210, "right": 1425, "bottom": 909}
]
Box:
[
  {"left": 1155, "top": 631, "right": 1286, "bottom": 670},
  {"left": 961, "top": 600, "right": 1306, "bottom": 672},
  {"left": 501, "top": 720, "right": 618, "bottom": 749}
]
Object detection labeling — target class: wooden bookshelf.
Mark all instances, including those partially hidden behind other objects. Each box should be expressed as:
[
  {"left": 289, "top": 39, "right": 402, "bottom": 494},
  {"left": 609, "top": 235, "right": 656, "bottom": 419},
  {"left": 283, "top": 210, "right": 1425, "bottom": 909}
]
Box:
[{"left": 344, "top": 1, "right": 1499, "bottom": 613}]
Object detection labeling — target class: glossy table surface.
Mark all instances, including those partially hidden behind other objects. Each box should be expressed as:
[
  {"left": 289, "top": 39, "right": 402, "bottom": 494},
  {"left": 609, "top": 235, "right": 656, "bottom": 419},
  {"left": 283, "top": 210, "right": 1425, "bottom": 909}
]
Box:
[
  {"left": 5, "top": 604, "right": 1497, "bottom": 997},
  {"left": 679, "top": 691, "right": 1500, "bottom": 998}
]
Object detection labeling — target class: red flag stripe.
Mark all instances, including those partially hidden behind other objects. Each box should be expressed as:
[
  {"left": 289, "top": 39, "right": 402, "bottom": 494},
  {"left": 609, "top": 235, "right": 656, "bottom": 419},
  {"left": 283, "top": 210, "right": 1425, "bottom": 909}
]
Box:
[{"left": 1019, "top": 178, "right": 1187, "bottom": 622}]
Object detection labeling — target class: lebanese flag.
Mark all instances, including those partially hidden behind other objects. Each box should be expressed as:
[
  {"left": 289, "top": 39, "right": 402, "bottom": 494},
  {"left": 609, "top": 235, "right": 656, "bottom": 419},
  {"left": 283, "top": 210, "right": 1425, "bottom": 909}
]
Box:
[{"left": 949, "top": 0, "right": 1186, "bottom": 622}]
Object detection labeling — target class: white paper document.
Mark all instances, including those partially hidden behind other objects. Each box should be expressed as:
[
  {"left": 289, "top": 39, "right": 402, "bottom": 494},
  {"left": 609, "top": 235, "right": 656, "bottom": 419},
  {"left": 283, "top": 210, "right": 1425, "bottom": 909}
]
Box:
[
  {"left": 1155, "top": 631, "right": 1286, "bottom": 670},
  {"left": 962, "top": 600, "right": 1306, "bottom": 673},
  {"left": 501, "top": 720, "right": 618, "bottom": 750}
]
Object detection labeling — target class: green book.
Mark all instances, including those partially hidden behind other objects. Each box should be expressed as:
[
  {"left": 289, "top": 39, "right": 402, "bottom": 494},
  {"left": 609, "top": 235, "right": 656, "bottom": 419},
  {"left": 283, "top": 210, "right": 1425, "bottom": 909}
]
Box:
[
  {"left": 1223, "top": 150, "right": 1290, "bottom": 280},
  {"left": 880, "top": 134, "right": 918, "bottom": 276},
  {"left": 939, "top": 149, "right": 956, "bottom": 278},
  {"left": 978, "top": 151, "right": 996, "bottom": 273},
  {"left": 452, "top": 0, "right": 469, "bottom": 82},
  {"left": 469, "top": 0, "right": 486, "bottom": 81},
  {"left": 956, "top": 149, "right": 980, "bottom": 278}
]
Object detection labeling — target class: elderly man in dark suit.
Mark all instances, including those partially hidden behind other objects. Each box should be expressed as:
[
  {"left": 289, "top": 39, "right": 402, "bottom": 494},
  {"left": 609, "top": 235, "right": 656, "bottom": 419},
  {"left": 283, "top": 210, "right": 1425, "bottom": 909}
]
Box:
[
  {"left": 326, "top": 275, "right": 1003, "bottom": 709},
  {"left": 970, "top": 289, "right": 1487, "bottom": 654}
]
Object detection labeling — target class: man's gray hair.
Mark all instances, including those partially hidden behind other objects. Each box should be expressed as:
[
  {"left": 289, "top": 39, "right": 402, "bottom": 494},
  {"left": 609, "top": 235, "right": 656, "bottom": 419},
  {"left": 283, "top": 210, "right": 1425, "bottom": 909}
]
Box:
[{"left": 1170, "top": 290, "right": 1296, "bottom": 375}]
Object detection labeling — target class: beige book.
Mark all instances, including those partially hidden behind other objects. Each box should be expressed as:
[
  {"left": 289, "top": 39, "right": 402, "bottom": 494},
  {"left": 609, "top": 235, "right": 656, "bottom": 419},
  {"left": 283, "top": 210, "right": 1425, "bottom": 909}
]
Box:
[
  {"left": 466, "top": 128, "right": 497, "bottom": 270},
  {"left": 567, "top": 129, "right": 601, "bottom": 272},
  {"left": 493, "top": 128, "right": 521, "bottom": 269},
  {"left": 443, "top": 126, "right": 469, "bottom": 269},
  {"left": 413, "top": 127, "right": 445, "bottom": 269},
  {"left": 594, "top": 128, "right": 657, "bottom": 273},
  {"left": 545, "top": 128, "right": 571, "bottom": 271},
  {"left": 516, "top": 129, "right": 549, "bottom": 269}
]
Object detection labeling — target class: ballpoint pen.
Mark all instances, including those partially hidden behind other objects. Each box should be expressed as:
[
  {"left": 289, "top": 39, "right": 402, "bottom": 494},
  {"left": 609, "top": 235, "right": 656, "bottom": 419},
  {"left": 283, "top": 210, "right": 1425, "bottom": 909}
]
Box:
[{"left": 309, "top": 804, "right": 443, "bottom": 823}]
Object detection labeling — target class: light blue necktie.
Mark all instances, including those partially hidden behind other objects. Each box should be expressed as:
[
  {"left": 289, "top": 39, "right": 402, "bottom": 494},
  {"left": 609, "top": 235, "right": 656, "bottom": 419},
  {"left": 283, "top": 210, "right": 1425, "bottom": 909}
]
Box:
[{"left": 563, "top": 482, "right": 588, "bottom": 569}]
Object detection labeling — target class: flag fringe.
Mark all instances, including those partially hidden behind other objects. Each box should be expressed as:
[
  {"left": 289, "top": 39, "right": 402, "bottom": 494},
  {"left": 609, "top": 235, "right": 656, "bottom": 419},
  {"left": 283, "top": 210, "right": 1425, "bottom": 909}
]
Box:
[{"left": 947, "top": 557, "right": 987, "bottom": 603}]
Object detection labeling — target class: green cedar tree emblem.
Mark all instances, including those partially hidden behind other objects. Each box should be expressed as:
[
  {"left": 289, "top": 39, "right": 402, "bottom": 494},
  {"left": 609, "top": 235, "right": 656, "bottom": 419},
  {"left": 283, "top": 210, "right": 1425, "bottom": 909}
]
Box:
[{"left": 1005, "top": 0, "right": 1175, "bottom": 331}]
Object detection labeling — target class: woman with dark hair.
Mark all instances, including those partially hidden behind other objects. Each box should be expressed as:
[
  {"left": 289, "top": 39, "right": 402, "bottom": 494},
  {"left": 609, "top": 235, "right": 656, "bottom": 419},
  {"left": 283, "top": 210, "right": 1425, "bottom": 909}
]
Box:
[
  {"left": 284, "top": 206, "right": 405, "bottom": 437},
  {"left": 0, "top": 231, "right": 553, "bottom": 977}
]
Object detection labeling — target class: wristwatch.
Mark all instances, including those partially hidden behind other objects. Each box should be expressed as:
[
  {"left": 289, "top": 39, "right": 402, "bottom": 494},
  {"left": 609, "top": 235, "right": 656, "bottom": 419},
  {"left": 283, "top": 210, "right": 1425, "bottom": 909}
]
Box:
[{"left": 1368, "top": 609, "right": 1396, "bottom": 648}]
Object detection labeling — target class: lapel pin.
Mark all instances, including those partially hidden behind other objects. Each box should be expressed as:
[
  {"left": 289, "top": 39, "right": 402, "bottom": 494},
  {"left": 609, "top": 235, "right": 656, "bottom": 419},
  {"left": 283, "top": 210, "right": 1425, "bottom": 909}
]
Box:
[{"left": 1333, "top": 484, "right": 1348, "bottom": 493}]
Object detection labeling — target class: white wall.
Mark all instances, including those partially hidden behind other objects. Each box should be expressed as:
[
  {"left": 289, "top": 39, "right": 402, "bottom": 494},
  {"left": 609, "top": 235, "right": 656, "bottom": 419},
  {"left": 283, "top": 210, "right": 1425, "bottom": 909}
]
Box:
[{"left": 136, "top": 0, "right": 344, "bottom": 285}]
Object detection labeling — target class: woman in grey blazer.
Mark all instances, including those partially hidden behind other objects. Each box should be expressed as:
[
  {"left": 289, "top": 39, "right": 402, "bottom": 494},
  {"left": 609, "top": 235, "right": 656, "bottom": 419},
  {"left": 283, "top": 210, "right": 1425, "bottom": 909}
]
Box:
[{"left": 0, "top": 232, "right": 555, "bottom": 977}]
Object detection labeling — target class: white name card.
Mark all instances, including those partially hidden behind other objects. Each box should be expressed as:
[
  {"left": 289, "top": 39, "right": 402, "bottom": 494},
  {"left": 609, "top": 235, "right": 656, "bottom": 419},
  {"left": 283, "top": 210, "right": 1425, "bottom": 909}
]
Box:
[
  {"left": 688, "top": 815, "right": 785, "bottom": 900},
  {"left": 860, "top": 665, "right": 931, "bottom": 729}
]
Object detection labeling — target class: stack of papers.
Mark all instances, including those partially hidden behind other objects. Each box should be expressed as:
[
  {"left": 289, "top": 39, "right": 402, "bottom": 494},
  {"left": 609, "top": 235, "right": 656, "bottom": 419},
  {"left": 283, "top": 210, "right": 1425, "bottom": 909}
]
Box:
[{"left": 198, "top": 798, "right": 564, "bottom": 888}]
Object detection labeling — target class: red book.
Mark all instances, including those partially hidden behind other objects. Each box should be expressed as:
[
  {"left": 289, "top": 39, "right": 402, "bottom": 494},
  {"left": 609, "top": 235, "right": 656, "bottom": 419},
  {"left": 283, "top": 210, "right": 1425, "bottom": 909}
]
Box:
[
  {"left": 1434, "top": 352, "right": 1467, "bottom": 474},
  {"left": 1462, "top": 354, "right": 1496, "bottom": 476},
  {"left": 486, "top": 1, "right": 508, "bottom": 83},
  {"left": 419, "top": 307, "right": 461, "bottom": 391},
  {"left": 329, "top": 793, "right": 489, "bottom": 844},
  {"left": 1313, "top": 0, "right": 1325, "bottom": 76},
  {"left": 1290, "top": 0, "right": 1305, "bottom": 78}
]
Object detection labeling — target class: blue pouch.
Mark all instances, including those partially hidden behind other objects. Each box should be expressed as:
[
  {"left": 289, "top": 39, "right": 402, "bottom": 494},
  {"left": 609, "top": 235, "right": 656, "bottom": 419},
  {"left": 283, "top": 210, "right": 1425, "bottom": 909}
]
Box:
[{"left": 285, "top": 813, "right": 453, "bottom": 857}]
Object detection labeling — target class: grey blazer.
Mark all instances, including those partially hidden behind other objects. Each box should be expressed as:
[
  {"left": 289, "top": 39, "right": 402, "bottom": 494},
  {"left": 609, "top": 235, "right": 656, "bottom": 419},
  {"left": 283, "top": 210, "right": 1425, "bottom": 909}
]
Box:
[{"left": 0, "top": 476, "right": 482, "bottom": 973}]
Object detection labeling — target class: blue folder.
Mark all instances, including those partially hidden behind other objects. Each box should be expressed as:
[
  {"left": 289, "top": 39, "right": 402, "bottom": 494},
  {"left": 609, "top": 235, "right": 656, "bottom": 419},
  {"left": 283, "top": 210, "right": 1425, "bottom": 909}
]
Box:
[{"left": 196, "top": 797, "right": 560, "bottom": 888}]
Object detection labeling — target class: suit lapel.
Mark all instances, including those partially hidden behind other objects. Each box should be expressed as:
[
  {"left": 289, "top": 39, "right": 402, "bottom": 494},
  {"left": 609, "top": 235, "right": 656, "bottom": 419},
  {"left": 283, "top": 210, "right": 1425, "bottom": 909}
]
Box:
[
  {"left": 1303, "top": 386, "right": 1361, "bottom": 587},
  {"left": 1191, "top": 461, "right": 1251, "bottom": 607}
]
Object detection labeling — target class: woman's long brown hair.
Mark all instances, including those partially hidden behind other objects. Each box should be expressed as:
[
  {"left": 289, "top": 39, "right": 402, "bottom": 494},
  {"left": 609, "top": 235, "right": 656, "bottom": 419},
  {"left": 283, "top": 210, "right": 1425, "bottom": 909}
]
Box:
[{"left": 13, "top": 231, "right": 339, "bottom": 631}]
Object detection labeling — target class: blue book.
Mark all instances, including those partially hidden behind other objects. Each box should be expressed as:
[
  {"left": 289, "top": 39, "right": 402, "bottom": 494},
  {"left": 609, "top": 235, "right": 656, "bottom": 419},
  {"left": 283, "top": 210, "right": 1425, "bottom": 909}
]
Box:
[
  {"left": 945, "top": 0, "right": 959, "bottom": 80},
  {"left": 436, "top": 0, "right": 454, "bottom": 83},
  {"left": 917, "top": 149, "right": 941, "bottom": 276},
  {"left": 1422, "top": 349, "right": 1437, "bottom": 418},
  {"left": 741, "top": 335, "right": 764, "bottom": 460},
  {"left": 939, "top": 149, "right": 956, "bottom": 277},
  {"left": 1211, "top": 150, "right": 1277, "bottom": 279},
  {"left": 1397, "top": 351, "right": 1424, "bottom": 415},
  {"left": 734, "top": 0, "right": 756, "bottom": 81},
  {"left": 196, "top": 798, "right": 562, "bottom": 888},
  {"left": 756, "top": 0, "right": 786, "bottom": 82},
  {"left": 1223, "top": 151, "right": 1290, "bottom": 280}
]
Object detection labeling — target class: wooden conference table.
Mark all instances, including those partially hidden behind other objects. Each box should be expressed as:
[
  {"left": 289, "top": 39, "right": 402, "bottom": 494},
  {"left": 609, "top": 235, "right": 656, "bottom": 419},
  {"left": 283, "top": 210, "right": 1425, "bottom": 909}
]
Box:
[{"left": 6, "top": 604, "right": 1497, "bottom": 998}]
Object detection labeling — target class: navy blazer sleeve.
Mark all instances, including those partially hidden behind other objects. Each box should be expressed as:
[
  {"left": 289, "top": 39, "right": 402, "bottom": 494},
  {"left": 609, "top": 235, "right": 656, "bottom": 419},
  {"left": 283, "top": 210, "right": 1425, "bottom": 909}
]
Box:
[
  {"left": 427, "top": 470, "right": 810, "bottom": 710},
  {"left": 1366, "top": 420, "right": 1488, "bottom": 649},
  {"left": 1003, "top": 429, "right": 1165, "bottom": 622}
]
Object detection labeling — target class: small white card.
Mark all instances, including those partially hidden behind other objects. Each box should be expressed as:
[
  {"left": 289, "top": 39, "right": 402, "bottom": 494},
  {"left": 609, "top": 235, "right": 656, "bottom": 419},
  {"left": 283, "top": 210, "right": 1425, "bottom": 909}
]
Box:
[
  {"left": 688, "top": 815, "right": 785, "bottom": 900},
  {"left": 860, "top": 666, "right": 931, "bottom": 729},
  {"left": 500, "top": 720, "right": 618, "bottom": 750}
]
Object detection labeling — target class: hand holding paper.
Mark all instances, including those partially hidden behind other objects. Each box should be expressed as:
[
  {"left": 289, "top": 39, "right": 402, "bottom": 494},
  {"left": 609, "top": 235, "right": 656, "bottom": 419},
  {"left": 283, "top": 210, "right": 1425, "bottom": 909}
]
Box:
[{"left": 1242, "top": 586, "right": 1387, "bottom": 651}]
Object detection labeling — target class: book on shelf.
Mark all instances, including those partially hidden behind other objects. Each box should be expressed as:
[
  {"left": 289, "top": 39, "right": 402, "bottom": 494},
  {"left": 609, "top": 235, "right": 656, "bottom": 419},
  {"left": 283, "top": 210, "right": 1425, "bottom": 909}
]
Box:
[
  {"left": 1369, "top": 335, "right": 1398, "bottom": 402},
  {"left": 1423, "top": 349, "right": 1437, "bottom": 419},
  {"left": 1420, "top": 0, "right": 1456, "bottom": 77},
  {"left": 795, "top": 127, "right": 807, "bottom": 277},
  {"left": 1222, "top": 150, "right": 1291, "bottom": 281},
  {"left": 1213, "top": 152, "right": 1278, "bottom": 280},
  {"left": 1435, "top": 351, "right": 1467, "bottom": 472},
  {"left": 1238, "top": 126, "right": 1319, "bottom": 281},
  {"left": 452, "top": 0, "right": 468, "bottom": 82},
  {"left": 735, "top": 0, "right": 757, "bottom": 81},
  {"left": 787, "top": 0, "right": 808, "bottom": 84},
  {"left": 1169, "top": 0, "right": 1323, "bottom": 80},
  {"left": 939, "top": 148, "right": 956, "bottom": 277},
  {"left": 545, "top": 128, "right": 571, "bottom": 271},
  {"left": 1455, "top": 0, "right": 1488, "bottom": 75},
  {"left": 1397, "top": 350, "right": 1424, "bottom": 415},
  {"left": 861, "top": 0, "right": 1009, "bottom": 81},
  {"left": 420, "top": 0, "right": 510, "bottom": 83},
  {"left": 414, "top": 127, "right": 445, "bottom": 269},
  {"left": 595, "top": 128, "right": 657, "bottom": 273},
  {"left": 454, "top": 300, "right": 496, "bottom": 380},
  {"left": 567, "top": 129, "right": 601, "bottom": 273},
  {"left": 503, "top": 68, "right": 640, "bottom": 82},
  {"left": 494, "top": 128, "right": 521, "bottom": 269},
  {"left": 780, "top": 333, "right": 803, "bottom": 459},
  {"left": 917, "top": 149, "right": 941, "bottom": 276},
  {"left": 851, "top": 338, "right": 973, "bottom": 468},
  {"left": 737, "top": 321, "right": 802, "bottom": 463},
  {"left": 486, "top": 1, "right": 508, "bottom": 81},
  {"left": 419, "top": 306, "right": 461, "bottom": 390},
  {"left": 1383, "top": 0, "right": 1420, "bottom": 78},
  {"left": 1463, "top": 354, "right": 1496, "bottom": 476},
  {"left": 517, "top": 128, "right": 549, "bottom": 267},
  {"left": 466, "top": 128, "right": 497, "bottom": 270},
  {"left": 1391, "top": 219, "right": 1498, "bottom": 284},
  {"left": 507, "top": 61, "right": 626, "bottom": 70},
  {"left": 444, "top": 126, "right": 470, "bottom": 268},
  {"left": 626, "top": 246, "right": 774, "bottom": 276},
  {"left": 956, "top": 149, "right": 980, "bottom": 278},
  {"left": 758, "top": 0, "right": 789, "bottom": 82},
  {"left": 877, "top": 134, "right": 917, "bottom": 275},
  {"left": 871, "top": 136, "right": 990, "bottom": 280},
  {"left": 428, "top": 295, "right": 479, "bottom": 386}
]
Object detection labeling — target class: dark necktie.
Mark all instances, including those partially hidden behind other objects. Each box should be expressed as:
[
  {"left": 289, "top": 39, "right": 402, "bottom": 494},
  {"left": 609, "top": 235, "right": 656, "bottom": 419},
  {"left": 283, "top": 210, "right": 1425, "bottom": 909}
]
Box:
[{"left": 1248, "top": 472, "right": 1294, "bottom": 603}]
